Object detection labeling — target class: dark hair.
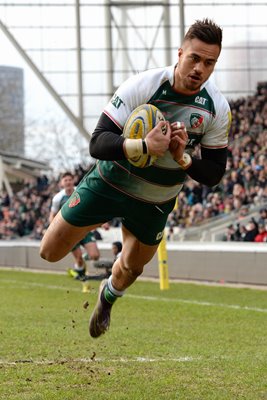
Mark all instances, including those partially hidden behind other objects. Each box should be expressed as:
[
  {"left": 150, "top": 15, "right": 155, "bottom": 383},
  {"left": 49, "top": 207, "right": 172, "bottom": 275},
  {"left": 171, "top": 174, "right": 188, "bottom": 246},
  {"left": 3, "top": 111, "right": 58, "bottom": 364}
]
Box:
[
  {"left": 112, "top": 241, "right": 122, "bottom": 253},
  {"left": 183, "top": 19, "right": 222, "bottom": 49},
  {"left": 61, "top": 171, "right": 74, "bottom": 179}
]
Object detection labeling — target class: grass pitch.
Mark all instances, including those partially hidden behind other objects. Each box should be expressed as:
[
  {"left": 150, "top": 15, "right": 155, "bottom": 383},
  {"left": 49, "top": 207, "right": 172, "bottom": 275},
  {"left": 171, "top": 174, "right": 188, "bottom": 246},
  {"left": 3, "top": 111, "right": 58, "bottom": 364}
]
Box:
[{"left": 0, "top": 269, "right": 266, "bottom": 400}]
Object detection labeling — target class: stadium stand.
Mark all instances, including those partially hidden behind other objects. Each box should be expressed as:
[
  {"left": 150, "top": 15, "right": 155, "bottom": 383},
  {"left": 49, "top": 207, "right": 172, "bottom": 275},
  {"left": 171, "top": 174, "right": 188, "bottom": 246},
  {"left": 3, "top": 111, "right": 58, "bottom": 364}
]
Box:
[
  {"left": 166, "top": 81, "right": 267, "bottom": 241},
  {"left": 0, "top": 83, "right": 266, "bottom": 242}
]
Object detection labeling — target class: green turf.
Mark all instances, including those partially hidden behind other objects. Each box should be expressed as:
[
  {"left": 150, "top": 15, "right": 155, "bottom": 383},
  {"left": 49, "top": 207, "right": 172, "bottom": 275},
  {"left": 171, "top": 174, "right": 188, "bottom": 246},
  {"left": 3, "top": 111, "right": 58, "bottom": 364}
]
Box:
[{"left": 0, "top": 269, "right": 266, "bottom": 400}]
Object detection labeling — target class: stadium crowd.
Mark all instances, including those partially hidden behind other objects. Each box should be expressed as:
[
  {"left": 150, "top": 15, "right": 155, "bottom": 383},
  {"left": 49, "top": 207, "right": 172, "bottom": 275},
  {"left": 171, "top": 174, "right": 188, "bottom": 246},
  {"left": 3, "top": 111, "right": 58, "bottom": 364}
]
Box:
[
  {"left": 0, "top": 83, "right": 266, "bottom": 242},
  {"left": 167, "top": 81, "right": 267, "bottom": 241}
]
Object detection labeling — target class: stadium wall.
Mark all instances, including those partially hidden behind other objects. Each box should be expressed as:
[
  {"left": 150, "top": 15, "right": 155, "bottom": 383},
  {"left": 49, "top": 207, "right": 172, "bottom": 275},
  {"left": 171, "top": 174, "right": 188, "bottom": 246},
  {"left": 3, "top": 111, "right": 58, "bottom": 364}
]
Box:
[{"left": 0, "top": 241, "right": 266, "bottom": 286}]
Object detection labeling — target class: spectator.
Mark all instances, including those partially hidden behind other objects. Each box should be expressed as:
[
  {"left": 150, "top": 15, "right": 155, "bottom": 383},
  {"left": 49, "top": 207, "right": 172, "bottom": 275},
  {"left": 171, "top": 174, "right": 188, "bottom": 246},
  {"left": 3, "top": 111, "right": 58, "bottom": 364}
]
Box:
[
  {"left": 223, "top": 224, "right": 238, "bottom": 241},
  {"left": 258, "top": 208, "right": 267, "bottom": 226},
  {"left": 254, "top": 223, "right": 267, "bottom": 243},
  {"left": 242, "top": 218, "right": 259, "bottom": 242},
  {"left": 112, "top": 241, "right": 122, "bottom": 260}
]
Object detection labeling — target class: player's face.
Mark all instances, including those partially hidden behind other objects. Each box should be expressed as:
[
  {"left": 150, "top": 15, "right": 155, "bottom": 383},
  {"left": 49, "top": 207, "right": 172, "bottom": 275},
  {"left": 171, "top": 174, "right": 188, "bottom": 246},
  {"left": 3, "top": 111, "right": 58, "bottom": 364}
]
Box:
[
  {"left": 175, "top": 38, "right": 220, "bottom": 94},
  {"left": 112, "top": 244, "right": 118, "bottom": 255},
  {"left": 61, "top": 175, "right": 74, "bottom": 190}
]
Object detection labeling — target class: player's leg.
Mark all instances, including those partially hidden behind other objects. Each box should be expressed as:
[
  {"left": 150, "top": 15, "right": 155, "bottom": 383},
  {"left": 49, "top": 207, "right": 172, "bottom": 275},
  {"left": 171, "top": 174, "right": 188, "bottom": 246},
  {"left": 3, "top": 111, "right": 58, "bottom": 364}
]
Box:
[
  {"left": 82, "top": 234, "right": 100, "bottom": 261},
  {"left": 71, "top": 246, "right": 84, "bottom": 266},
  {"left": 111, "top": 224, "right": 158, "bottom": 290},
  {"left": 68, "top": 245, "right": 87, "bottom": 280},
  {"left": 41, "top": 172, "right": 119, "bottom": 263},
  {"left": 75, "top": 233, "right": 101, "bottom": 280},
  {"left": 89, "top": 225, "right": 159, "bottom": 338},
  {"left": 89, "top": 196, "right": 176, "bottom": 338},
  {"left": 40, "top": 210, "right": 100, "bottom": 262}
]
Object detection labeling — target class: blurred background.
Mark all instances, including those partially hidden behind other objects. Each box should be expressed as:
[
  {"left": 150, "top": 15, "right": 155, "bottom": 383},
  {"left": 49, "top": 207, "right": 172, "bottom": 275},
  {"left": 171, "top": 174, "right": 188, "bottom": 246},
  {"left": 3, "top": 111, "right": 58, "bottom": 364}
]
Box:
[
  {"left": 0, "top": 0, "right": 266, "bottom": 244},
  {"left": 0, "top": 0, "right": 266, "bottom": 168}
]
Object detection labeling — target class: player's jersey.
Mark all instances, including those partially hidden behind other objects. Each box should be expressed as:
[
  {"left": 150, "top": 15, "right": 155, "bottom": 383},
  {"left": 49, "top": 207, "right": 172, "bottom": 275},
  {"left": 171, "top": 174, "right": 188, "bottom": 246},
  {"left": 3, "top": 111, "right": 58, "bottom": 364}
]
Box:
[
  {"left": 51, "top": 188, "right": 75, "bottom": 214},
  {"left": 95, "top": 65, "right": 231, "bottom": 204}
]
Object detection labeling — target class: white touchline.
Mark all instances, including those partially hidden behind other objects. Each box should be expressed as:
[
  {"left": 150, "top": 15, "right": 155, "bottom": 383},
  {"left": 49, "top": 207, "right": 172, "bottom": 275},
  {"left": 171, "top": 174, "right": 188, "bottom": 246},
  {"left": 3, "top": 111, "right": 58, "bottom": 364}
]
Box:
[
  {"left": 0, "top": 279, "right": 82, "bottom": 292},
  {"left": 0, "top": 356, "right": 199, "bottom": 366},
  {"left": 1, "top": 279, "right": 267, "bottom": 314},
  {"left": 127, "top": 294, "right": 267, "bottom": 313}
]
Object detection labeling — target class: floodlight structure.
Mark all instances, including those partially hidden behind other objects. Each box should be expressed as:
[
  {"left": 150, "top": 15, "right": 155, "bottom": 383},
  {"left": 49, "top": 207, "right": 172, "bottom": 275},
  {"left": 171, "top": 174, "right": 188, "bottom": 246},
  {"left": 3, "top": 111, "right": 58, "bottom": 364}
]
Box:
[
  {"left": 0, "top": 0, "right": 183, "bottom": 143},
  {"left": 0, "top": 1, "right": 266, "bottom": 146}
]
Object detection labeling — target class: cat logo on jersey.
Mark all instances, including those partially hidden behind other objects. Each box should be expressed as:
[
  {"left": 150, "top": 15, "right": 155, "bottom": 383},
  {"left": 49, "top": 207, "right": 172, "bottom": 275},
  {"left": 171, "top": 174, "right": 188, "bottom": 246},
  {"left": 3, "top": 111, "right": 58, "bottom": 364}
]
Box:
[
  {"left": 190, "top": 113, "right": 204, "bottom": 128},
  {"left": 69, "top": 192, "right": 80, "bottom": 208},
  {"left": 111, "top": 93, "right": 124, "bottom": 109}
]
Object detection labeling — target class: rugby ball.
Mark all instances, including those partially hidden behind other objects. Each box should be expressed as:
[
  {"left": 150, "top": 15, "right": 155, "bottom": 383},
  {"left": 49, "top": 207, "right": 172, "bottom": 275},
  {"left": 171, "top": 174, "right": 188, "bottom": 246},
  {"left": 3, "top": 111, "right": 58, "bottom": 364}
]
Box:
[{"left": 123, "top": 103, "right": 165, "bottom": 168}]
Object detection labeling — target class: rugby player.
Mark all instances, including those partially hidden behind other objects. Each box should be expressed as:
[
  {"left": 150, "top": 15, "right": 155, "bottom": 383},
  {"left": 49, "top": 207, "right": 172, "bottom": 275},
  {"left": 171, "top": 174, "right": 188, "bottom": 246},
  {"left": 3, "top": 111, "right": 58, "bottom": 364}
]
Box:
[
  {"left": 49, "top": 171, "right": 100, "bottom": 280},
  {"left": 40, "top": 19, "right": 231, "bottom": 338}
]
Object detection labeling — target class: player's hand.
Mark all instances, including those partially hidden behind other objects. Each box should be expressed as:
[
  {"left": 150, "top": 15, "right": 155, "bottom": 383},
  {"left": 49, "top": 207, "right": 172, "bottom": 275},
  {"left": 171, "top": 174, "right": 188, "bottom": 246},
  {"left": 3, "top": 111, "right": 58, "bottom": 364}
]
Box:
[
  {"left": 169, "top": 121, "right": 188, "bottom": 162},
  {"left": 145, "top": 121, "right": 171, "bottom": 157}
]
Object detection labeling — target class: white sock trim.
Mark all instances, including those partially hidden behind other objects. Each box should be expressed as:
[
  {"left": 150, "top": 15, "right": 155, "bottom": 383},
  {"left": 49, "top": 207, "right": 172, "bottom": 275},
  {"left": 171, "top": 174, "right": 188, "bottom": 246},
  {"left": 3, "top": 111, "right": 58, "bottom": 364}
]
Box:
[
  {"left": 107, "top": 275, "right": 125, "bottom": 297},
  {"left": 74, "top": 264, "right": 85, "bottom": 271}
]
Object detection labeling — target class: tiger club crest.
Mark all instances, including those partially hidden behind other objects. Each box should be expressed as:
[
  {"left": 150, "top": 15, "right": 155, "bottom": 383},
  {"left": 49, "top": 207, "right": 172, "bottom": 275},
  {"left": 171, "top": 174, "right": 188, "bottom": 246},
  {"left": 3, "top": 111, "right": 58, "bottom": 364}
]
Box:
[
  {"left": 69, "top": 192, "right": 80, "bottom": 208},
  {"left": 190, "top": 113, "right": 204, "bottom": 128}
]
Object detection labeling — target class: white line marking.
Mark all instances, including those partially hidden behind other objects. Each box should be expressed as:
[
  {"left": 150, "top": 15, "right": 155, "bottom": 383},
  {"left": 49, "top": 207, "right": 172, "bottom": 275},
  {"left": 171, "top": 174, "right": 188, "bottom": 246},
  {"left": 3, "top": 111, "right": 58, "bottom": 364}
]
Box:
[
  {"left": 0, "top": 279, "right": 82, "bottom": 292},
  {"left": 1, "top": 279, "right": 267, "bottom": 314},
  {"left": 0, "top": 356, "right": 199, "bottom": 366},
  {"left": 127, "top": 294, "right": 267, "bottom": 314}
]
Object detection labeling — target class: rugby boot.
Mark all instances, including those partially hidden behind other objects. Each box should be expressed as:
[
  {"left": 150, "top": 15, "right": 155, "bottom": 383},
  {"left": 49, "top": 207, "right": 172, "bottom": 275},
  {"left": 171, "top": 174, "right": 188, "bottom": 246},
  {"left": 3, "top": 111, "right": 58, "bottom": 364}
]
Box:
[{"left": 89, "top": 279, "right": 113, "bottom": 338}]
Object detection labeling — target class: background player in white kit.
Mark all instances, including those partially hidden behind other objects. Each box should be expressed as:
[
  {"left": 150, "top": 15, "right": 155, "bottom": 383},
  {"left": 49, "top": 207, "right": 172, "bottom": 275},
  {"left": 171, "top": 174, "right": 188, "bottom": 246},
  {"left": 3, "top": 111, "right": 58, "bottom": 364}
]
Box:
[{"left": 49, "top": 172, "right": 100, "bottom": 280}]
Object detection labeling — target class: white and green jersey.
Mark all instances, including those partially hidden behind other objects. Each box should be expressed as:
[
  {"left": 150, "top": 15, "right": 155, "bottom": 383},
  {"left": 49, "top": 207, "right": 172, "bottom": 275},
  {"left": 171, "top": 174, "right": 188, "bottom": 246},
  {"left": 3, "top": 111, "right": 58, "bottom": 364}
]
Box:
[
  {"left": 96, "top": 65, "right": 231, "bottom": 204},
  {"left": 51, "top": 188, "right": 76, "bottom": 214}
]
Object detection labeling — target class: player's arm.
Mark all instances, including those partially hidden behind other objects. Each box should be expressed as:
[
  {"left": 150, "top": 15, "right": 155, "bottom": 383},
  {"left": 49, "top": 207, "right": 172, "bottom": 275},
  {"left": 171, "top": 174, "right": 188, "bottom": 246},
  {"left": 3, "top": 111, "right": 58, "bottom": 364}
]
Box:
[
  {"left": 89, "top": 113, "right": 126, "bottom": 160},
  {"left": 186, "top": 147, "right": 227, "bottom": 187},
  {"left": 186, "top": 100, "right": 230, "bottom": 186},
  {"left": 170, "top": 112, "right": 229, "bottom": 187},
  {"left": 90, "top": 112, "right": 168, "bottom": 161},
  {"left": 49, "top": 210, "right": 57, "bottom": 224},
  {"left": 49, "top": 194, "right": 60, "bottom": 224}
]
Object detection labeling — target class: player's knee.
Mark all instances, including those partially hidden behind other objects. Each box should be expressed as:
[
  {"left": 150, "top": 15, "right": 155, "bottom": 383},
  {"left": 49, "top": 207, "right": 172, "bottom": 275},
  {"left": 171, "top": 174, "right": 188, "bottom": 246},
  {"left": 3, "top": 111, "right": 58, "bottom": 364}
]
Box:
[
  {"left": 39, "top": 244, "right": 60, "bottom": 262},
  {"left": 90, "top": 253, "right": 100, "bottom": 261}
]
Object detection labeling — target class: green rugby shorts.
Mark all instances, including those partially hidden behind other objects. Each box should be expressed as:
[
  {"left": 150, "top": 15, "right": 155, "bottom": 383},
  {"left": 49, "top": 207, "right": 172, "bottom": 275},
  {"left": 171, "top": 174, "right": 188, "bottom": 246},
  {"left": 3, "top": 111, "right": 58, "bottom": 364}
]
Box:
[
  {"left": 72, "top": 231, "right": 96, "bottom": 251},
  {"left": 61, "top": 169, "right": 175, "bottom": 246}
]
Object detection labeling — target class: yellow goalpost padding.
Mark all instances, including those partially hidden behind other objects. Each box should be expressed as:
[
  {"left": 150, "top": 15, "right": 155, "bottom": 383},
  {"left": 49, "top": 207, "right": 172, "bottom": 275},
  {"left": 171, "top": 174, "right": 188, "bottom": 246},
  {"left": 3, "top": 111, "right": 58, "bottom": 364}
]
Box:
[
  {"left": 157, "top": 232, "right": 169, "bottom": 290},
  {"left": 157, "top": 196, "right": 177, "bottom": 289}
]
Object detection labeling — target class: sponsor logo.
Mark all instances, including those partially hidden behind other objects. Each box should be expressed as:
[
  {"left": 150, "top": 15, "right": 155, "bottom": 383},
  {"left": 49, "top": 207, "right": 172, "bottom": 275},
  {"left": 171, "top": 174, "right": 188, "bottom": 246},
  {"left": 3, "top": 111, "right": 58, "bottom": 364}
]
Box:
[
  {"left": 190, "top": 113, "right": 204, "bottom": 128},
  {"left": 187, "top": 138, "right": 198, "bottom": 146},
  {"left": 156, "top": 231, "right": 164, "bottom": 241},
  {"left": 69, "top": 192, "right": 80, "bottom": 208},
  {"left": 162, "top": 90, "right": 167, "bottom": 95},
  {"left": 195, "top": 96, "right": 207, "bottom": 105},
  {"left": 111, "top": 93, "right": 124, "bottom": 109}
]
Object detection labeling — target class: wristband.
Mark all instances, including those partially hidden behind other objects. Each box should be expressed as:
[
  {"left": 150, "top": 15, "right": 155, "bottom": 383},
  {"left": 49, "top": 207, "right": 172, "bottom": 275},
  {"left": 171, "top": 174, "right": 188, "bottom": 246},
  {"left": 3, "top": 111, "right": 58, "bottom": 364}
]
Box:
[
  {"left": 124, "top": 138, "right": 144, "bottom": 159},
  {"left": 176, "top": 153, "right": 192, "bottom": 170}
]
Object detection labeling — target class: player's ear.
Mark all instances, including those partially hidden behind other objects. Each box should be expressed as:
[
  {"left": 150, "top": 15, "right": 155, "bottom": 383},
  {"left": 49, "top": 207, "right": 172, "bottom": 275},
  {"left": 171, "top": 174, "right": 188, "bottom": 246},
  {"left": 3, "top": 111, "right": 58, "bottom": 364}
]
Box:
[{"left": 178, "top": 48, "right": 183, "bottom": 58}]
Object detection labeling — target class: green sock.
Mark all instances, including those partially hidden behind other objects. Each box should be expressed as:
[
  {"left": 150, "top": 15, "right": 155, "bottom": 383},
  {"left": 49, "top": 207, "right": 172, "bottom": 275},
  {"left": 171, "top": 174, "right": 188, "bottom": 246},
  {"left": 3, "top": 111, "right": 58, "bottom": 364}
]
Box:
[{"left": 103, "top": 285, "right": 118, "bottom": 304}]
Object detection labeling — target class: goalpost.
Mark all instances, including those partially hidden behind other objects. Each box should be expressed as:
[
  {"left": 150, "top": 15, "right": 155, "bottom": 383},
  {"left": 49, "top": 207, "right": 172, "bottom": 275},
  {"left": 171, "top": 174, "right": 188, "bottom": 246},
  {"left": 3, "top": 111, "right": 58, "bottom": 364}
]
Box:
[
  {"left": 157, "top": 197, "right": 179, "bottom": 290},
  {"left": 157, "top": 232, "right": 169, "bottom": 290}
]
